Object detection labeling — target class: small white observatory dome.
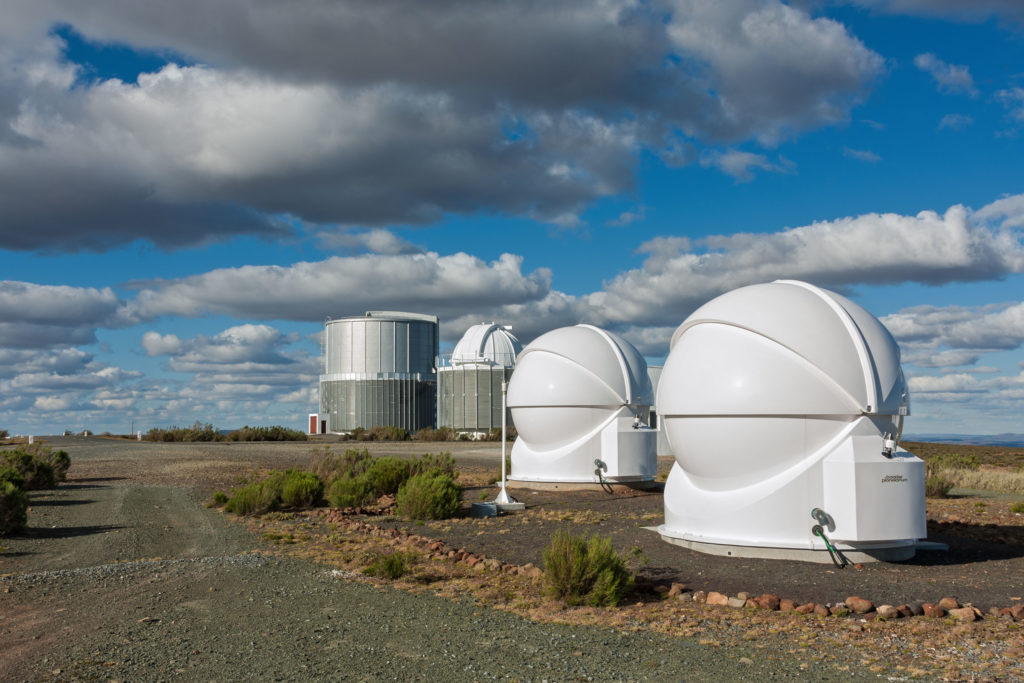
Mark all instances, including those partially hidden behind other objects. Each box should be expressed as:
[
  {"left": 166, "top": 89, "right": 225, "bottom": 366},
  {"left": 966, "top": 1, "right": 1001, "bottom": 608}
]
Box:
[
  {"left": 507, "top": 324, "right": 657, "bottom": 484},
  {"left": 658, "top": 280, "right": 926, "bottom": 562},
  {"left": 451, "top": 323, "right": 522, "bottom": 368}
]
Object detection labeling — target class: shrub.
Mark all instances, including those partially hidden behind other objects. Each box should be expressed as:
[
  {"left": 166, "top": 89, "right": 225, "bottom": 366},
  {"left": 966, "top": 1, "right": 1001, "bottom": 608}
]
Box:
[
  {"left": 0, "top": 481, "right": 28, "bottom": 535},
  {"left": 407, "top": 452, "right": 458, "bottom": 480},
  {"left": 310, "top": 447, "right": 374, "bottom": 484},
  {"left": 366, "top": 457, "right": 412, "bottom": 495},
  {"left": 226, "top": 425, "right": 308, "bottom": 442},
  {"left": 363, "top": 551, "right": 412, "bottom": 579},
  {"left": 258, "top": 469, "right": 324, "bottom": 508},
  {"left": 0, "top": 466, "right": 25, "bottom": 489},
  {"left": 1, "top": 450, "right": 55, "bottom": 490},
  {"left": 925, "top": 474, "right": 955, "bottom": 499},
  {"left": 543, "top": 528, "right": 633, "bottom": 607},
  {"left": 1010, "top": 501, "right": 1024, "bottom": 514},
  {"left": 0, "top": 429, "right": 8, "bottom": 440},
  {"left": 224, "top": 481, "right": 279, "bottom": 516},
  {"left": 212, "top": 491, "right": 229, "bottom": 506},
  {"left": 326, "top": 474, "right": 378, "bottom": 509},
  {"left": 926, "top": 452, "right": 981, "bottom": 475},
  {"left": 42, "top": 449, "right": 71, "bottom": 483},
  {"left": 144, "top": 422, "right": 225, "bottom": 442},
  {"left": 396, "top": 472, "right": 462, "bottom": 520},
  {"left": 413, "top": 426, "right": 457, "bottom": 442}
]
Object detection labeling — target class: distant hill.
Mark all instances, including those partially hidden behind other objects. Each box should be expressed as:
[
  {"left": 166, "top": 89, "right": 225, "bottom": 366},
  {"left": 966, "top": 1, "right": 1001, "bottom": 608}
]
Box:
[{"left": 906, "top": 433, "right": 1024, "bottom": 448}]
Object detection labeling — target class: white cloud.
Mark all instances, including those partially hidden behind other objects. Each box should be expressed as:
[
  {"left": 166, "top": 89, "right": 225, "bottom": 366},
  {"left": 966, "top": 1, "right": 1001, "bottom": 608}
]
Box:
[
  {"left": 699, "top": 149, "right": 791, "bottom": 181},
  {"left": 317, "top": 228, "right": 423, "bottom": 255},
  {"left": 0, "top": 281, "right": 134, "bottom": 348},
  {"left": 842, "top": 147, "right": 882, "bottom": 163},
  {"left": 938, "top": 113, "right": 974, "bottom": 131},
  {"left": 913, "top": 53, "right": 978, "bottom": 96},
  {"left": 0, "top": 1, "right": 886, "bottom": 251},
  {"left": 996, "top": 87, "right": 1024, "bottom": 122},
  {"left": 131, "top": 252, "right": 552, "bottom": 323}
]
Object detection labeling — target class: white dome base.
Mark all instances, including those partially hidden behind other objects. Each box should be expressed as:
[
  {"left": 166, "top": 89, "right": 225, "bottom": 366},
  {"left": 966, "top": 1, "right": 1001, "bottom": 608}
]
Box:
[
  {"left": 510, "top": 413, "right": 657, "bottom": 483},
  {"left": 659, "top": 416, "right": 926, "bottom": 560},
  {"left": 656, "top": 534, "right": 918, "bottom": 564}
]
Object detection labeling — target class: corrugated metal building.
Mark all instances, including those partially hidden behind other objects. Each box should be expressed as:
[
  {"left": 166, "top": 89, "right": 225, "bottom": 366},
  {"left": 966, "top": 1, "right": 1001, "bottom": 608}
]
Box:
[
  {"left": 437, "top": 323, "right": 521, "bottom": 433},
  {"left": 319, "top": 311, "right": 439, "bottom": 432}
]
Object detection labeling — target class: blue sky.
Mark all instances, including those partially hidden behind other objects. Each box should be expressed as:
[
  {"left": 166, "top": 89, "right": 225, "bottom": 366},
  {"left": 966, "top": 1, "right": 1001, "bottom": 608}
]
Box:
[{"left": 1, "top": 1, "right": 1023, "bottom": 437}]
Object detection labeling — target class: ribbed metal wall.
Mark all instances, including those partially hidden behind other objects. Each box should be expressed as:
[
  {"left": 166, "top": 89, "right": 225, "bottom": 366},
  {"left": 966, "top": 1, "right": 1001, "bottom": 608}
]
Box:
[
  {"left": 437, "top": 366, "right": 514, "bottom": 432},
  {"left": 319, "top": 312, "right": 438, "bottom": 432}
]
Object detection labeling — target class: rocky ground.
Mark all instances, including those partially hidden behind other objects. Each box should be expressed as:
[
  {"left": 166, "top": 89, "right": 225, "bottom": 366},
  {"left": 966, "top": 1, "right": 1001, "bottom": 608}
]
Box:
[{"left": 1, "top": 436, "right": 1023, "bottom": 681}]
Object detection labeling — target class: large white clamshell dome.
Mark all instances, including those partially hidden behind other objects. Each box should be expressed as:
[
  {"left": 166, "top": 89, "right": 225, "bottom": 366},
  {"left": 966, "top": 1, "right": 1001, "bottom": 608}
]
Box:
[
  {"left": 508, "top": 324, "right": 657, "bottom": 483},
  {"left": 658, "top": 280, "right": 926, "bottom": 562},
  {"left": 450, "top": 323, "right": 522, "bottom": 368}
]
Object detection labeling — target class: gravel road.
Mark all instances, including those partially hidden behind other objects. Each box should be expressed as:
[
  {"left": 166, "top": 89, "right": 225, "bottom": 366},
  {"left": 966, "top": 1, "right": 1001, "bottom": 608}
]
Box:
[{"left": 1, "top": 437, "right": 878, "bottom": 681}]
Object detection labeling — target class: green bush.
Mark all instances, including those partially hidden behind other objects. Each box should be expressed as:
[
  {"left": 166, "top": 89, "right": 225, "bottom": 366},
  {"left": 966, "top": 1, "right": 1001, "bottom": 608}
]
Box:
[
  {"left": 926, "top": 452, "right": 981, "bottom": 476},
  {"left": 395, "top": 472, "right": 462, "bottom": 520},
  {"left": 367, "top": 457, "right": 412, "bottom": 495},
  {"left": 543, "top": 528, "right": 633, "bottom": 607},
  {"left": 0, "top": 480, "right": 29, "bottom": 535},
  {"left": 144, "top": 422, "right": 225, "bottom": 442},
  {"left": 226, "top": 425, "right": 308, "bottom": 442},
  {"left": 363, "top": 551, "right": 412, "bottom": 579},
  {"left": 325, "top": 473, "right": 378, "bottom": 509},
  {"left": 224, "top": 481, "right": 279, "bottom": 515},
  {"left": 407, "top": 452, "right": 458, "bottom": 480},
  {"left": 925, "top": 474, "right": 955, "bottom": 499},
  {"left": 1, "top": 450, "right": 55, "bottom": 490},
  {"left": 42, "top": 449, "right": 71, "bottom": 482},
  {"left": 0, "top": 429, "right": 8, "bottom": 440},
  {"left": 1010, "top": 501, "right": 1024, "bottom": 514},
  {"left": 212, "top": 491, "right": 229, "bottom": 506},
  {"left": 0, "top": 466, "right": 25, "bottom": 489},
  {"left": 273, "top": 469, "right": 324, "bottom": 508},
  {"left": 309, "top": 447, "right": 374, "bottom": 484}
]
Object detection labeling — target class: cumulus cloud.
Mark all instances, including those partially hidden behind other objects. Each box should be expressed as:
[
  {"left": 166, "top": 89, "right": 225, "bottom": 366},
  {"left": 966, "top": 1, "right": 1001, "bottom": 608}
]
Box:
[
  {"left": 130, "top": 252, "right": 552, "bottom": 324},
  {"left": 0, "top": 1, "right": 885, "bottom": 251},
  {"left": 913, "top": 53, "right": 978, "bottom": 96},
  {"left": 317, "top": 228, "right": 424, "bottom": 255},
  {"left": 885, "top": 301, "right": 1024, "bottom": 352},
  {"left": 0, "top": 281, "right": 134, "bottom": 348},
  {"left": 584, "top": 197, "right": 1024, "bottom": 330},
  {"left": 996, "top": 87, "right": 1024, "bottom": 122}
]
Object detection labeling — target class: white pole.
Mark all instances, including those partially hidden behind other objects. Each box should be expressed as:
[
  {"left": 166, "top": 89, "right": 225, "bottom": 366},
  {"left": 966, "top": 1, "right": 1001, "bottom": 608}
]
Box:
[{"left": 493, "top": 378, "right": 521, "bottom": 508}]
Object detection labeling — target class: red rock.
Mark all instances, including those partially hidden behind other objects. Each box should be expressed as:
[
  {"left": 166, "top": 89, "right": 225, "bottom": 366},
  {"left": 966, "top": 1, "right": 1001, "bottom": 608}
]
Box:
[
  {"left": 795, "top": 603, "right": 815, "bottom": 614},
  {"left": 814, "top": 604, "right": 830, "bottom": 617},
  {"left": 949, "top": 607, "right": 976, "bottom": 622},
  {"left": 668, "top": 583, "right": 687, "bottom": 597},
  {"left": 1010, "top": 604, "right": 1024, "bottom": 621},
  {"left": 756, "top": 594, "right": 780, "bottom": 610},
  {"left": 896, "top": 605, "right": 914, "bottom": 618},
  {"left": 922, "top": 603, "right": 945, "bottom": 618},
  {"left": 779, "top": 599, "right": 796, "bottom": 612},
  {"left": 846, "top": 596, "right": 874, "bottom": 614},
  {"left": 465, "top": 555, "right": 480, "bottom": 567},
  {"left": 706, "top": 591, "right": 729, "bottom": 606},
  {"left": 938, "top": 597, "right": 960, "bottom": 611}
]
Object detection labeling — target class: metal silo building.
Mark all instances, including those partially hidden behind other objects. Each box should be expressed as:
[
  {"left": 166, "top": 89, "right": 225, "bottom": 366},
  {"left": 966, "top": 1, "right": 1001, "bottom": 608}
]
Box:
[
  {"left": 319, "top": 311, "right": 439, "bottom": 433},
  {"left": 438, "top": 323, "right": 522, "bottom": 434}
]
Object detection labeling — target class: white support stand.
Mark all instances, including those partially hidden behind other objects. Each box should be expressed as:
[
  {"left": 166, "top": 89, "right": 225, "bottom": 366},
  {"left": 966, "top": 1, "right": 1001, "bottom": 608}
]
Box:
[{"left": 493, "top": 380, "right": 524, "bottom": 512}]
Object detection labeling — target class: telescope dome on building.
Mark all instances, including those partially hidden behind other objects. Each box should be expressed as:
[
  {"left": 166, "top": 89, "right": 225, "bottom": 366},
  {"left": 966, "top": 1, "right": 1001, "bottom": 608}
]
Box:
[
  {"left": 507, "top": 324, "right": 657, "bottom": 484},
  {"left": 657, "top": 280, "right": 926, "bottom": 563},
  {"left": 438, "top": 323, "right": 522, "bottom": 434}
]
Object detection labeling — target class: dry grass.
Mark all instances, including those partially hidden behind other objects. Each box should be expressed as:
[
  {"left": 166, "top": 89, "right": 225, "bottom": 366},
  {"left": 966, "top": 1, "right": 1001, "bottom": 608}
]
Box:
[{"left": 944, "top": 467, "right": 1024, "bottom": 496}]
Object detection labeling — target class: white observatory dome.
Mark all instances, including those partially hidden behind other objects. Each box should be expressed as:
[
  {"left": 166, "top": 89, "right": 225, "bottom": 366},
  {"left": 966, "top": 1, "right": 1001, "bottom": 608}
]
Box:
[
  {"left": 658, "top": 280, "right": 926, "bottom": 563},
  {"left": 451, "top": 323, "right": 522, "bottom": 368},
  {"left": 508, "top": 324, "right": 657, "bottom": 484}
]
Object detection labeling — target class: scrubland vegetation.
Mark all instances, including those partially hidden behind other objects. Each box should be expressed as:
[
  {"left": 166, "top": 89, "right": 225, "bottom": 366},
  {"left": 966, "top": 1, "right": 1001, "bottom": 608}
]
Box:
[
  {"left": 212, "top": 447, "right": 462, "bottom": 521},
  {"left": 143, "top": 423, "right": 307, "bottom": 442},
  {"left": 907, "top": 442, "right": 1024, "bottom": 498},
  {"left": 0, "top": 443, "right": 70, "bottom": 535}
]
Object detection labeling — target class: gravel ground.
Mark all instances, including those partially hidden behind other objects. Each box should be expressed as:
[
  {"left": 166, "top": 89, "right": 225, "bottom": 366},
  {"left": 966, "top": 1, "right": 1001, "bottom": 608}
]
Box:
[
  {"left": 1, "top": 437, "right": 881, "bottom": 682},
  {"left": 4, "top": 436, "right": 1019, "bottom": 679}
]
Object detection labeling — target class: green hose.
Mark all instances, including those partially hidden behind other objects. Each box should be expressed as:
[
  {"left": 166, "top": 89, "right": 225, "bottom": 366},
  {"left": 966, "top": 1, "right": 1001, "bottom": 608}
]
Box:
[{"left": 812, "top": 525, "right": 848, "bottom": 569}]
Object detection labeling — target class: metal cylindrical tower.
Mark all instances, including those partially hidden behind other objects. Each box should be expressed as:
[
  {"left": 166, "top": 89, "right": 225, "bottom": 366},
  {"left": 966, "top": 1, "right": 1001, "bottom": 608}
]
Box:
[{"left": 319, "top": 311, "right": 439, "bottom": 433}]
